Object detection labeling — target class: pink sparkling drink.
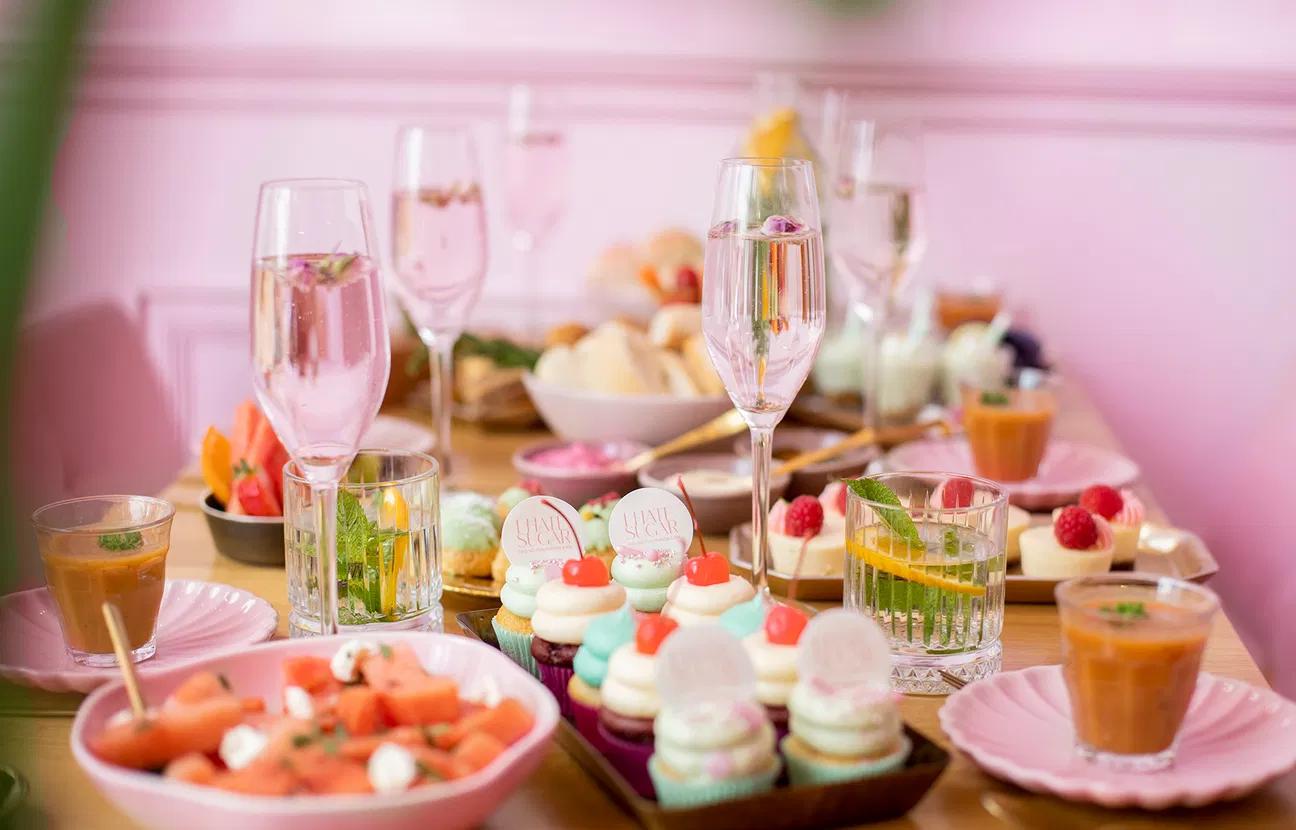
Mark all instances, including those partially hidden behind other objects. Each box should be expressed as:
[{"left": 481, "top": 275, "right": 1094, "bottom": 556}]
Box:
[{"left": 391, "top": 184, "right": 488, "bottom": 333}]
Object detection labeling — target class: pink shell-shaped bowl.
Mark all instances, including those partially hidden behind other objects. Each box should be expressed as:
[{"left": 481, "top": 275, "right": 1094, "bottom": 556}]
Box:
[
  {"left": 0, "top": 580, "right": 278, "bottom": 693},
  {"left": 886, "top": 438, "right": 1139, "bottom": 511},
  {"left": 939, "top": 665, "right": 1296, "bottom": 809},
  {"left": 71, "top": 632, "right": 560, "bottom": 830}
]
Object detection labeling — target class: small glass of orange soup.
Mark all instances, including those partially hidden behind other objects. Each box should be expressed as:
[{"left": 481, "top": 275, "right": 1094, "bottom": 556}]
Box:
[
  {"left": 32, "top": 496, "right": 174, "bottom": 666},
  {"left": 960, "top": 382, "right": 1056, "bottom": 482},
  {"left": 1056, "top": 574, "right": 1218, "bottom": 772}
]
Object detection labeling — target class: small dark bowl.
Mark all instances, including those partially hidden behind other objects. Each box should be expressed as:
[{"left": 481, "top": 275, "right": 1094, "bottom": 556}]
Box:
[
  {"left": 638, "top": 453, "right": 790, "bottom": 534},
  {"left": 512, "top": 439, "right": 647, "bottom": 506},
  {"left": 733, "top": 426, "right": 877, "bottom": 498},
  {"left": 199, "top": 490, "right": 285, "bottom": 567}
]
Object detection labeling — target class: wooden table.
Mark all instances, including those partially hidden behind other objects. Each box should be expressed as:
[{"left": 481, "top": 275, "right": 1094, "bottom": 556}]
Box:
[{"left": 2, "top": 384, "right": 1293, "bottom": 829}]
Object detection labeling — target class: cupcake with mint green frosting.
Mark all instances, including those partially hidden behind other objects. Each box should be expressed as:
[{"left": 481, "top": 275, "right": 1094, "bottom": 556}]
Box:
[
  {"left": 612, "top": 542, "right": 686, "bottom": 613},
  {"left": 567, "top": 603, "right": 636, "bottom": 745},
  {"left": 719, "top": 594, "right": 767, "bottom": 639},
  {"left": 441, "top": 492, "right": 500, "bottom": 578},
  {"left": 579, "top": 493, "right": 620, "bottom": 568},
  {"left": 496, "top": 479, "right": 542, "bottom": 524},
  {"left": 491, "top": 560, "right": 558, "bottom": 678}
]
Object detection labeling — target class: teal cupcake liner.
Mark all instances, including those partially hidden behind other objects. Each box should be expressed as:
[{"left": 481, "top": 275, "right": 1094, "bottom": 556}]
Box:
[
  {"left": 780, "top": 734, "right": 911, "bottom": 787},
  {"left": 647, "top": 755, "right": 780, "bottom": 808},
  {"left": 491, "top": 617, "right": 538, "bottom": 678}
]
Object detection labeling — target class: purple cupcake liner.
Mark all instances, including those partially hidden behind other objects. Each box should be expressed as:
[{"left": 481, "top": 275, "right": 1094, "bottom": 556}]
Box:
[
  {"left": 537, "top": 662, "right": 575, "bottom": 720},
  {"left": 596, "top": 720, "right": 656, "bottom": 799}
]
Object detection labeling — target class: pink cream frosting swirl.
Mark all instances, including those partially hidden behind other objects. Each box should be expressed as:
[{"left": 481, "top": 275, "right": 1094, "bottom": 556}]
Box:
[
  {"left": 1087, "top": 514, "right": 1115, "bottom": 551},
  {"left": 1112, "top": 489, "right": 1146, "bottom": 527},
  {"left": 767, "top": 500, "right": 789, "bottom": 535}
]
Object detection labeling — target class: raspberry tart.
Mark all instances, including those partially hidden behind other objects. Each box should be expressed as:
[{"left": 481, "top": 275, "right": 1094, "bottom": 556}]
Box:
[{"left": 1019, "top": 506, "right": 1114, "bottom": 578}]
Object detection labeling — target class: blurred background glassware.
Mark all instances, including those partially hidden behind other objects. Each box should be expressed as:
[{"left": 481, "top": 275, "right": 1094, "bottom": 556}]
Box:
[
  {"left": 1057, "top": 574, "right": 1219, "bottom": 772},
  {"left": 32, "top": 495, "right": 174, "bottom": 666},
  {"left": 392, "top": 125, "right": 488, "bottom": 474},
  {"left": 831, "top": 120, "right": 927, "bottom": 434},
  {"left": 845, "top": 472, "right": 1007, "bottom": 693},
  {"left": 285, "top": 449, "right": 441, "bottom": 637},
  {"left": 504, "top": 85, "right": 568, "bottom": 338},
  {"left": 702, "top": 157, "right": 827, "bottom": 595},
  {"left": 252, "top": 178, "right": 391, "bottom": 636}
]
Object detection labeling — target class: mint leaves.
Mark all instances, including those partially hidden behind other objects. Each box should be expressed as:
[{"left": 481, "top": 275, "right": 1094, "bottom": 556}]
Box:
[
  {"left": 335, "top": 491, "right": 399, "bottom": 616},
  {"left": 98, "top": 532, "right": 143, "bottom": 551},
  {"left": 1099, "top": 601, "right": 1148, "bottom": 621},
  {"left": 980, "top": 391, "right": 1010, "bottom": 406},
  {"left": 848, "top": 478, "right": 923, "bottom": 548}
]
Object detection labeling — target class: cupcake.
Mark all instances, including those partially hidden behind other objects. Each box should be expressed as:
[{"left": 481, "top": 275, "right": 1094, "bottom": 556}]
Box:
[
  {"left": 781, "top": 608, "right": 911, "bottom": 785},
  {"left": 596, "top": 615, "right": 678, "bottom": 797},
  {"left": 496, "top": 479, "right": 543, "bottom": 524},
  {"left": 1019, "top": 506, "right": 1114, "bottom": 579},
  {"left": 441, "top": 492, "right": 501, "bottom": 578},
  {"left": 768, "top": 491, "right": 845, "bottom": 578},
  {"left": 579, "top": 492, "right": 620, "bottom": 568},
  {"left": 530, "top": 556, "right": 627, "bottom": 718},
  {"left": 1077, "top": 485, "right": 1145, "bottom": 565},
  {"left": 611, "top": 541, "right": 685, "bottom": 613},
  {"left": 491, "top": 558, "right": 561, "bottom": 678},
  {"left": 661, "top": 552, "right": 755, "bottom": 626},
  {"left": 647, "top": 625, "right": 781, "bottom": 807},
  {"left": 739, "top": 603, "right": 806, "bottom": 738},
  {"left": 567, "top": 603, "right": 636, "bottom": 747}
]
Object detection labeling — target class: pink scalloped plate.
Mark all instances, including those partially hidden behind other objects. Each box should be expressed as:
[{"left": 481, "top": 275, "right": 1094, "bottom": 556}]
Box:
[
  {"left": 885, "top": 438, "right": 1139, "bottom": 510},
  {"left": 940, "top": 665, "right": 1296, "bottom": 809},
  {"left": 0, "top": 579, "right": 278, "bottom": 693}
]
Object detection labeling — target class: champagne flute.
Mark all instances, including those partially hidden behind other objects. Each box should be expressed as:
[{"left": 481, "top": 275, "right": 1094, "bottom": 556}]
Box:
[
  {"left": 252, "top": 178, "right": 391, "bottom": 636},
  {"left": 830, "top": 121, "right": 926, "bottom": 431},
  {"left": 392, "top": 125, "right": 488, "bottom": 474},
  {"left": 702, "top": 158, "right": 826, "bottom": 594}
]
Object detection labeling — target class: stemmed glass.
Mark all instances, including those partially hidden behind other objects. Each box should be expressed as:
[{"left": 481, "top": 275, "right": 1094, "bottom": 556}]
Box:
[
  {"left": 702, "top": 158, "right": 827, "bottom": 594},
  {"left": 392, "top": 125, "right": 488, "bottom": 473},
  {"left": 504, "top": 85, "right": 567, "bottom": 337},
  {"left": 830, "top": 121, "right": 926, "bottom": 431},
  {"left": 251, "top": 178, "right": 391, "bottom": 636}
]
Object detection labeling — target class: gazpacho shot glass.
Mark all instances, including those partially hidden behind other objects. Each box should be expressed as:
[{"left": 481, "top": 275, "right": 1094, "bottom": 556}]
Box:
[
  {"left": 32, "top": 495, "right": 175, "bottom": 666},
  {"left": 1056, "top": 573, "right": 1219, "bottom": 772}
]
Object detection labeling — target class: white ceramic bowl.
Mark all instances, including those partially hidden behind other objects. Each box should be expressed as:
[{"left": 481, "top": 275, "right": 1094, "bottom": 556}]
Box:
[
  {"left": 71, "top": 632, "right": 559, "bottom": 830},
  {"left": 522, "top": 373, "right": 731, "bottom": 445}
]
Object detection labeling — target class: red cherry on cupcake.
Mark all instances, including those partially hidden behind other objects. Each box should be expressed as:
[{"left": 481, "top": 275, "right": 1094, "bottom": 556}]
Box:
[
  {"left": 684, "top": 552, "right": 730, "bottom": 586},
  {"left": 1079, "top": 485, "right": 1123, "bottom": 520},
  {"left": 942, "top": 477, "right": 975, "bottom": 509},
  {"left": 635, "top": 614, "right": 679, "bottom": 655},
  {"left": 562, "top": 556, "right": 610, "bottom": 587},
  {"left": 764, "top": 604, "right": 808, "bottom": 646}
]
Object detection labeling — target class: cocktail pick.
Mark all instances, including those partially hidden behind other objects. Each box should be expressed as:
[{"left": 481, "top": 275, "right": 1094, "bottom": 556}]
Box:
[
  {"left": 797, "top": 608, "right": 892, "bottom": 693},
  {"left": 674, "top": 477, "right": 707, "bottom": 558},
  {"left": 101, "top": 601, "right": 148, "bottom": 719},
  {"left": 655, "top": 624, "right": 757, "bottom": 710}
]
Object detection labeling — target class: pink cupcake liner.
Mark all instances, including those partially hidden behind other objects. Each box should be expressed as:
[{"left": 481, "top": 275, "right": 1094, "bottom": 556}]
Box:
[
  {"left": 537, "top": 661, "right": 575, "bottom": 720},
  {"left": 570, "top": 696, "right": 609, "bottom": 753},
  {"left": 596, "top": 720, "right": 656, "bottom": 799}
]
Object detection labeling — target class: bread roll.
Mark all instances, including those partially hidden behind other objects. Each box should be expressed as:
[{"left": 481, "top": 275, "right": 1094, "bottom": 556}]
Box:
[
  {"left": 534, "top": 344, "right": 585, "bottom": 389},
  {"left": 648, "top": 303, "right": 702, "bottom": 350},
  {"left": 575, "top": 322, "right": 667, "bottom": 396},
  {"left": 681, "top": 333, "right": 726, "bottom": 396},
  {"left": 658, "top": 349, "right": 701, "bottom": 397}
]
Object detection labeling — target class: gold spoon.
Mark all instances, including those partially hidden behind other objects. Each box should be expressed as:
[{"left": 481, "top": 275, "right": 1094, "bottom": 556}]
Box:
[
  {"left": 773, "top": 418, "right": 951, "bottom": 477},
  {"left": 622, "top": 409, "right": 747, "bottom": 472}
]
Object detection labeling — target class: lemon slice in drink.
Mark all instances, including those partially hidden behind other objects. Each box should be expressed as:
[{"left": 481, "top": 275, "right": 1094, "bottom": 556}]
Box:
[
  {"left": 847, "top": 529, "right": 986, "bottom": 597},
  {"left": 379, "top": 488, "right": 410, "bottom": 615}
]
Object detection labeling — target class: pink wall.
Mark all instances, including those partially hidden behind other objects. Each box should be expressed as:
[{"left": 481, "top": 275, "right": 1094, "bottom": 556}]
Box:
[{"left": 22, "top": 0, "right": 1296, "bottom": 691}]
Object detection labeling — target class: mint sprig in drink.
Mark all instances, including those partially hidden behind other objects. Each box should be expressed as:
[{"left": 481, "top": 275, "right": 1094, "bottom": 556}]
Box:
[{"left": 845, "top": 473, "right": 1008, "bottom": 693}]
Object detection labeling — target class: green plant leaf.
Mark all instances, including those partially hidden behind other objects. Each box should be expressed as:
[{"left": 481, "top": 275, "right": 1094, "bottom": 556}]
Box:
[
  {"left": 98, "top": 531, "right": 143, "bottom": 552},
  {"left": 848, "top": 478, "right": 923, "bottom": 547}
]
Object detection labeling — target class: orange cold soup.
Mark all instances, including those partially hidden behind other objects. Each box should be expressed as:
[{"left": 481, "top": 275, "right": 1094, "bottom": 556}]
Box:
[
  {"left": 41, "top": 534, "right": 168, "bottom": 653},
  {"left": 1061, "top": 600, "right": 1208, "bottom": 756},
  {"left": 961, "top": 387, "right": 1055, "bottom": 482}
]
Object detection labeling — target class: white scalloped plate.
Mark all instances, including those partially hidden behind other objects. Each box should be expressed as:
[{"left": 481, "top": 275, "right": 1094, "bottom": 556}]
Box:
[
  {"left": 0, "top": 579, "right": 278, "bottom": 693},
  {"left": 885, "top": 438, "right": 1139, "bottom": 511},
  {"left": 940, "top": 665, "right": 1296, "bottom": 809}
]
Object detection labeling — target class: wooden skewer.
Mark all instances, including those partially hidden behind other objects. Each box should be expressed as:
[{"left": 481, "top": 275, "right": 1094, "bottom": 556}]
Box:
[
  {"left": 773, "top": 418, "right": 952, "bottom": 477},
  {"left": 101, "top": 602, "right": 148, "bottom": 719},
  {"left": 622, "top": 409, "right": 747, "bottom": 472}
]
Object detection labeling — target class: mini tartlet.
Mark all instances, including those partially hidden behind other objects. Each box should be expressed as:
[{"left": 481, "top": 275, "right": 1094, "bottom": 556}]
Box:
[
  {"left": 1019, "top": 505, "right": 1114, "bottom": 578},
  {"left": 768, "top": 485, "right": 847, "bottom": 578},
  {"left": 1072, "top": 484, "right": 1146, "bottom": 565}
]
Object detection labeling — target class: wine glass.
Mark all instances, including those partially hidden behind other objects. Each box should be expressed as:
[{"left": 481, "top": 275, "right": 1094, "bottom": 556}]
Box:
[
  {"left": 702, "top": 158, "right": 827, "bottom": 594},
  {"left": 252, "top": 178, "right": 391, "bottom": 636},
  {"left": 504, "top": 84, "right": 567, "bottom": 336},
  {"left": 830, "top": 121, "right": 926, "bottom": 432},
  {"left": 392, "top": 125, "right": 488, "bottom": 473}
]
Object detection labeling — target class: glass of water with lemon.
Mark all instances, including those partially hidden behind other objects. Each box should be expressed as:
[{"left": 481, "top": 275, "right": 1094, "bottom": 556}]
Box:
[
  {"left": 285, "top": 449, "right": 441, "bottom": 636},
  {"left": 845, "top": 472, "right": 1007, "bottom": 694}
]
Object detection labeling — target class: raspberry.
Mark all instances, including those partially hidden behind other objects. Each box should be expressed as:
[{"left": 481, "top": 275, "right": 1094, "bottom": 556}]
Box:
[
  {"left": 942, "top": 478, "right": 975, "bottom": 509},
  {"left": 1079, "top": 485, "right": 1123, "bottom": 520},
  {"left": 783, "top": 495, "right": 824, "bottom": 538},
  {"left": 1054, "top": 506, "right": 1098, "bottom": 550}
]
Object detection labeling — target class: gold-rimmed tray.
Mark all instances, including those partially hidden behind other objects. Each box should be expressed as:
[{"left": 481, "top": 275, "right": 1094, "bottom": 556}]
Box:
[
  {"left": 730, "top": 521, "right": 1219, "bottom": 605},
  {"left": 441, "top": 570, "right": 502, "bottom": 599}
]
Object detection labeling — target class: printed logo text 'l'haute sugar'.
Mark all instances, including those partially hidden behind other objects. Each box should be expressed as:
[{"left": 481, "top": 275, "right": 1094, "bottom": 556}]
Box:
[
  {"left": 618, "top": 507, "right": 680, "bottom": 541},
  {"left": 513, "top": 515, "right": 578, "bottom": 554}
]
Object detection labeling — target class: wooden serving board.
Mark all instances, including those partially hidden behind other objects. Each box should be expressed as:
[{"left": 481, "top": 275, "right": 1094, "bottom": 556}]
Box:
[
  {"left": 456, "top": 608, "right": 949, "bottom": 830},
  {"left": 729, "top": 521, "right": 1219, "bottom": 605}
]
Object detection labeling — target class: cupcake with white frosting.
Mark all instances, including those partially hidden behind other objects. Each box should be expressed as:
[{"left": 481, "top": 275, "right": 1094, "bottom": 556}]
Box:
[
  {"left": 661, "top": 552, "right": 755, "bottom": 626},
  {"left": 491, "top": 558, "right": 555, "bottom": 678},
  {"left": 720, "top": 597, "right": 806, "bottom": 738},
  {"left": 595, "top": 614, "right": 678, "bottom": 797},
  {"left": 781, "top": 608, "right": 911, "bottom": 785}
]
